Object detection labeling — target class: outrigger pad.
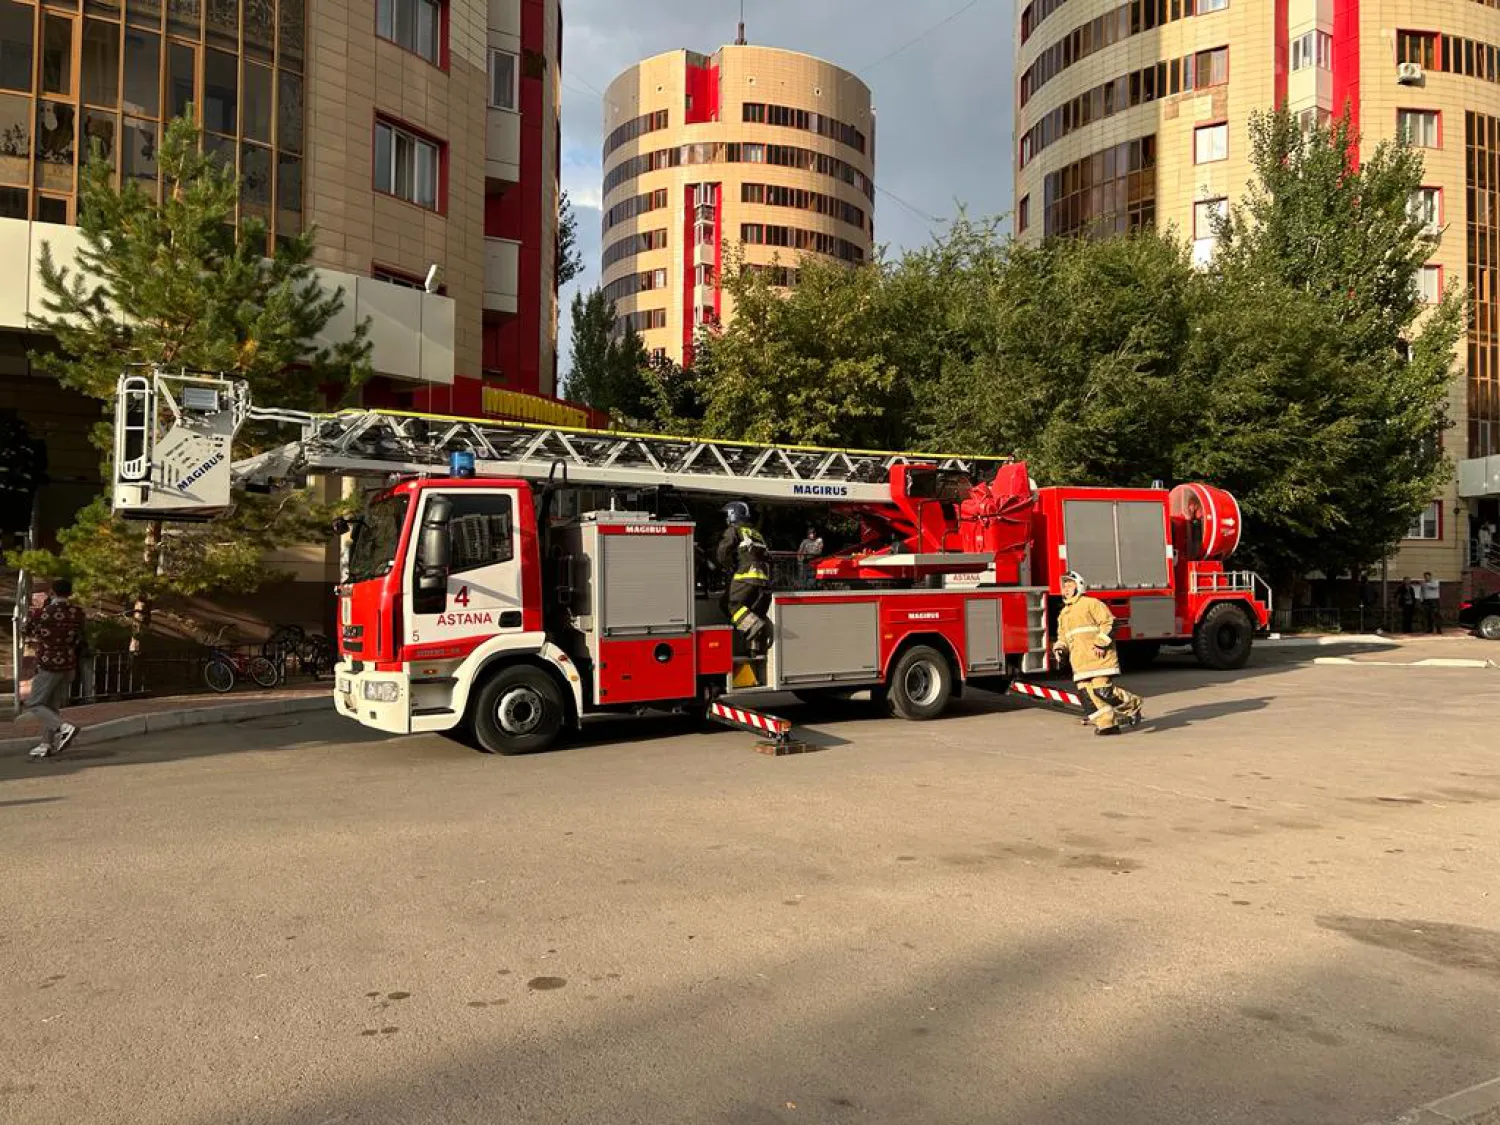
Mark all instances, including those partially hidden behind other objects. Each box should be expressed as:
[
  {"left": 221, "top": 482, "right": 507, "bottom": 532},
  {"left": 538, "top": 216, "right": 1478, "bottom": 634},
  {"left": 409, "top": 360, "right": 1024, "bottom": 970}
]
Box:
[{"left": 755, "top": 740, "right": 820, "bottom": 756}]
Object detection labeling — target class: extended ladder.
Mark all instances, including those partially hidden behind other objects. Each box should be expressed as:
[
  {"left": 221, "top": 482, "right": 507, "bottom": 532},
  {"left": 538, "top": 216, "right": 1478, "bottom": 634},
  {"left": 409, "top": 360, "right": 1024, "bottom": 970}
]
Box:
[{"left": 113, "top": 370, "right": 1006, "bottom": 520}]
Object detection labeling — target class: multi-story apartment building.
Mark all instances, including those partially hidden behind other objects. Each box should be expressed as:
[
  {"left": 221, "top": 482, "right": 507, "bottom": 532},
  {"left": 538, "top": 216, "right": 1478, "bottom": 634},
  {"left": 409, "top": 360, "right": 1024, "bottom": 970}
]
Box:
[
  {"left": 1013, "top": 0, "right": 1500, "bottom": 590},
  {"left": 601, "top": 42, "right": 875, "bottom": 366},
  {"left": 0, "top": 0, "right": 572, "bottom": 560}
]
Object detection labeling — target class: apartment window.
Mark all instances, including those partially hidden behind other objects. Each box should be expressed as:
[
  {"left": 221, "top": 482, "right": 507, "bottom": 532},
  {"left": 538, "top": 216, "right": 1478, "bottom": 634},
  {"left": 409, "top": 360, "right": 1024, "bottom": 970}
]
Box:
[
  {"left": 1194, "top": 122, "right": 1228, "bottom": 163},
  {"left": 1193, "top": 197, "right": 1226, "bottom": 266},
  {"left": 0, "top": 1, "right": 33, "bottom": 93},
  {"left": 741, "top": 222, "right": 764, "bottom": 244},
  {"left": 1290, "top": 30, "right": 1332, "bottom": 72},
  {"left": 375, "top": 118, "right": 441, "bottom": 210},
  {"left": 1017, "top": 193, "right": 1029, "bottom": 233},
  {"left": 743, "top": 102, "right": 765, "bottom": 123},
  {"left": 1419, "top": 264, "right": 1442, "bottom": 303},
  {"left": 1408, "top": 187, "right": 1441, "bottom": 231},
  {"left": 1297, "top": 106, "right": 1331, "bottom": 133},
  {"left": 1198, "top": 0, "right": 1228, "bottom": 10},
  {"left": 372, "top": 264, "right": 444, "bottom": 293},
  {"left": 488, "top": 48, "right": 517, "bottom": 110},
  {"left": 376, "top": 0, "right": 441, "bottom": 66},
  {"left": 1196, "top": 46, "right": 1229, "bottom": 87},
  {"left": 1398, "top": 109, "right": 1439, "bottom": 148},
  {"left": 1396, "top": 31, "right": 1438, "bottom": 71},
  {"left": 1406, "top": 500, "right": 1441, "bottom": 540}
]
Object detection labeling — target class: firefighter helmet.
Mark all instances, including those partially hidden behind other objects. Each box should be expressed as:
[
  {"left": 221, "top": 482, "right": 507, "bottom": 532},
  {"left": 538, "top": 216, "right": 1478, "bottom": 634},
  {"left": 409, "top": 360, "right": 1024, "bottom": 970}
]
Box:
[
  {"left": 723, "top": 501, "right": 751, "bottom": 525},
  {"left": 1060, "top": 570, "right": 1088, "bottom": 595}
]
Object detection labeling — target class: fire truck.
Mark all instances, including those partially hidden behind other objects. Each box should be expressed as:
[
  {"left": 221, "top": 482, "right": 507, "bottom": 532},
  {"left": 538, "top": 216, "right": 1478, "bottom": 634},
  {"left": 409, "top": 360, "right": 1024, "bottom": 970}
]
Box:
[{"left": 111, "top": 370, "right": 1271, "bottom": 755}]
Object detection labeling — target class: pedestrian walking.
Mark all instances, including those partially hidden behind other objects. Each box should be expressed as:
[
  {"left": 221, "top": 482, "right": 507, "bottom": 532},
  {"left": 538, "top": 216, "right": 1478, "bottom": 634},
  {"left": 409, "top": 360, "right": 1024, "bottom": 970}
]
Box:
[
  {"left": 1397, "top": 577, "right": 1417, "bottom": 633},
  {"left": 1421, "top": 571, "right": 1442, "bottom": 634},
  {"left": 796, "top": 525, "right": 824, "bottom": 589},
  {"left": 22, "top": 578, "right": 86, "bottom": 759},
  {"left": 1052, "top": 570, "right": 1143, "bottom": 736}
]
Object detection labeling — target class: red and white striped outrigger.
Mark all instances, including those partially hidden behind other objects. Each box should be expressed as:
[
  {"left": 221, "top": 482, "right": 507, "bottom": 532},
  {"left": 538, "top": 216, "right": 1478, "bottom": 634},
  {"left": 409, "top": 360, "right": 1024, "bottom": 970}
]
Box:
[
  {"left": 707, "top": 700, "right": 815, "bottom": 755},
  {"left": 1008, "top": 680, "right": 1086, "bottom": 712}
]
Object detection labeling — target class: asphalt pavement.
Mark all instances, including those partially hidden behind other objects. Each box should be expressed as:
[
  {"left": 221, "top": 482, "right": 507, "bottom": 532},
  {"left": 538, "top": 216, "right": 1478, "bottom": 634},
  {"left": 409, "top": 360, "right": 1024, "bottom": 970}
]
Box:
[{"left": 3, "top": 642, "right": 1499, "bottom": 1125}]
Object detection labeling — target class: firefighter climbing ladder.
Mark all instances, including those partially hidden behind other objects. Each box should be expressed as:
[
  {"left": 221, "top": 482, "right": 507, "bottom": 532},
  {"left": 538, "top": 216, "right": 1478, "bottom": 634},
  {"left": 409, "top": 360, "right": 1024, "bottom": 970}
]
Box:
[{"left": 112, "top": 370, "right": 1006, "bottom": 520}]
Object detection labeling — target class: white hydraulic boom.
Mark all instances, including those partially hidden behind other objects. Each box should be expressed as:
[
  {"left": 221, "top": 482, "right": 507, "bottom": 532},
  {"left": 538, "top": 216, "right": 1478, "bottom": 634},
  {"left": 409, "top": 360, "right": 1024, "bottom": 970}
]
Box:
[{"left": 111, "top": 370, "right": 1005, "bottom": 520}]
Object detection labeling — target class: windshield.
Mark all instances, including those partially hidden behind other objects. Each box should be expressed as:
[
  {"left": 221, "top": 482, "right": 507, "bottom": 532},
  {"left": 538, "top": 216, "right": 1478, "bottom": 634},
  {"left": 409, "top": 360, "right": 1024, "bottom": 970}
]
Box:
[{"left": 346, "top": 494, "right": 410, "bottom": 583}]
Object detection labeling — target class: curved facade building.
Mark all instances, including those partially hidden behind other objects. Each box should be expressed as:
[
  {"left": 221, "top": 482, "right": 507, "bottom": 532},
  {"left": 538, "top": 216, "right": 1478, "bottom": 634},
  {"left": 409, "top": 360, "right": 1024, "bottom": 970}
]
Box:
[
  {"left": 601, "top": 44, "right": 875, "bottom": 365},
  {"left": 1013, "top": 0, "right": 1500, "bottom": 588}
]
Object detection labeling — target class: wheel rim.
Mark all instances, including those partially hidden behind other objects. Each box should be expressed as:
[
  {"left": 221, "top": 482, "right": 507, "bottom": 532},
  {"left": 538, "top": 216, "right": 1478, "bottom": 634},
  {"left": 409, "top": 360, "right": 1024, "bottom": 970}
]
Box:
[
  {"left": 207, "top": 663, "right": 233, "bottom": 691},
  {"left": 497, "top": 687, "right": 545, "bottom": 735},
  {"left": 1215, "top": 623, "right": 1241, "bottom": 654},
  {"left": 903, "top": 660, "right": 942, "bottom": 707},
  {"left": 1482, "top": 616, "right": 1500, "bottom": 640}
]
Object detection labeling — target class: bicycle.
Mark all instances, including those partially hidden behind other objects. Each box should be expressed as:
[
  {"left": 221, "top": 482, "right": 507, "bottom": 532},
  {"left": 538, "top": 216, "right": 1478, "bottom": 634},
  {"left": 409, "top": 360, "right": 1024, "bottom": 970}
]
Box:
[
  {"left": 262, "top": 625, "right": 335, "bottom": 681},
  {"left": 203, "top": 628, "right": 279, "bottom": 693}
]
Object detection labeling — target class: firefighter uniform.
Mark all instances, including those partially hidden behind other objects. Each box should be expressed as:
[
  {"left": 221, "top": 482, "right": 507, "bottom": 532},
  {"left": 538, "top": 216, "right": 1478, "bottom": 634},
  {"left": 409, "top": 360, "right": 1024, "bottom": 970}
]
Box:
[
  {"left": 717, "top": 509, "right": 772, "bottom": 648},
  {"left": 1053, "top": 572, "right": 1143, "bottom": 733}
]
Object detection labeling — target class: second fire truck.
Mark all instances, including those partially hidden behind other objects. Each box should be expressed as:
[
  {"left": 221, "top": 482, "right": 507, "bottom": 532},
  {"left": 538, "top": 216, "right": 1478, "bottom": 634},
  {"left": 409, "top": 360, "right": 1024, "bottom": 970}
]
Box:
[{"left": 112, "top": 371, "right": 1272, "bottom": 755}]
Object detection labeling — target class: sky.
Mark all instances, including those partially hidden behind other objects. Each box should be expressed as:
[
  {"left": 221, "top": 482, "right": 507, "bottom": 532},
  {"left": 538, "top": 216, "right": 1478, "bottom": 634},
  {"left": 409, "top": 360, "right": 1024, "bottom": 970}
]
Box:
[{"left": 555, "top": 0, "right": 1015, "bottom": 381}]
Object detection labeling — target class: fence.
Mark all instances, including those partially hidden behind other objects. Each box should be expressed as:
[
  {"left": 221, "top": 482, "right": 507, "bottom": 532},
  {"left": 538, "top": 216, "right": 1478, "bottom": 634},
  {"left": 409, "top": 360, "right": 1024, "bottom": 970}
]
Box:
[
  {"left": 62, "top": 642, "right": 315, "bottom": 704},
  {"left": 1269, "top": 606, "right": 1423, "bottom": 634}
]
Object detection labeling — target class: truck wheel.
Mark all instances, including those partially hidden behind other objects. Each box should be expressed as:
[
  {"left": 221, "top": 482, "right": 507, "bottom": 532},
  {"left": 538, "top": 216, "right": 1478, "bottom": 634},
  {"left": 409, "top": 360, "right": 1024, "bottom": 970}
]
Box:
[
  {"left": 472, "top": 665, "right": 565, "bottom": 755},
  {"left": 1118, "top": 641, "right": 1161, "bottom": 672},
  {"left": 887, "top": 645, "right": 953, "bottom": 721},
  {"left": 1193, "top": 603, "right": 1254, "bottom": 671},
  {"left": 1478, "top": 614, "right": 1500, "bottom": 641}
]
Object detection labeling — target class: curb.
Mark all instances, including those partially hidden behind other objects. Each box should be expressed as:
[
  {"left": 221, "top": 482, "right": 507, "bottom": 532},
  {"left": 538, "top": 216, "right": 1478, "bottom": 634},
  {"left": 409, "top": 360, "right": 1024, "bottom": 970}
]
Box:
[
  {"left": 1312, "top": 656, "right": 1494, "bottom": 668},
  {"left": 1377, "top": 1074, "right": 1500, "bottom": 1125},
  {"left": 1, "top": 695, "right": 331, "bottom": 755},
  {"left": 1261, "top": 634, "right": 1396, "bottom": 646}
]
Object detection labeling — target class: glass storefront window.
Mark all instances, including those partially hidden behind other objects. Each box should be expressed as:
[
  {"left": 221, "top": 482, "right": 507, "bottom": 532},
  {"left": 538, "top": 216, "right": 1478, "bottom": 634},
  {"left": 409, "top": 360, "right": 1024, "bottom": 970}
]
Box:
[
  {"left": 0, "top": 184, "right": 24, "bottom": 216},
  {"left": 241, "top": 59, "right": 270, "bottom": 142},
  {"left": 203, "top": 48, "right": 236, "bottom": 133},
  {"left": 205, "top": 0, "right": 234, "bottom": 48},
  {"left": 43, "top": 15, "right": 75, "bottom": 97},
  {"left": 167, "top": 40, "right": 193, "bottom": 119},
  {"left": 243, "top": 0, "right": 271, "bottom": 62},
  {"left": 121, "top": 114, "right": 156, "bottom": 190},
  {"left": 276, "top": 69, "right": 300, "bottom": 152},
  {"left": 0, "top": 1, "right": 33, "bottom": 93},
  {"left": 35, "top": 193, "right": 69, "bottom": 222},
  {"left": 122, "top": 28, "right": 159, "bottom": 116},
  {"left": 82, "top": 20, "right": 121, "bottom": 108},
  {"left": 277, "top": 0, "right": 301, "bottom": 71},
  {"left": 0, "top": 90, "right": 29, "bottom": 185},
  {"left": 83, "top": 107, "right": 115, "bottom": 166},
  {"left": 275, "top": 148, "right": 298, "bottom": 230},
  {"left": 36, "top": 100, "right": 76, "bottom": 191},
  {"left": 125, "top": 0, "right": 160, "bottom": 29},
  {"left": 167, "top": 0, "right": 199, "bottom": 38},
  {"left": 239, "top": 139, "right": 268, "bottom": 214}
]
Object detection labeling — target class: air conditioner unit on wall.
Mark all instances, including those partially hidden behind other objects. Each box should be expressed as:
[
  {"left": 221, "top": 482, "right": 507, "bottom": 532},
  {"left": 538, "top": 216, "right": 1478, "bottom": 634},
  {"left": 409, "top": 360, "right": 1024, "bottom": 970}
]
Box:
[{"left": 1397, "top": 62, "right": 1424, "bottom": 85}]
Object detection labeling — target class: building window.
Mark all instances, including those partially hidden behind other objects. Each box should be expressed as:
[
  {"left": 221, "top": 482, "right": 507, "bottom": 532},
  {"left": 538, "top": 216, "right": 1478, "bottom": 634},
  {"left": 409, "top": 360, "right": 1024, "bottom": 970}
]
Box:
[
  {"left": 1194, "top": 122, "right": 1228, "bottom": 164},
  {"left": 1409, "top": 186, "right": 1441, "bottom": 232},
  {"left": 1290, "top": 30, "right": 1332, "bottom": 72},
  {"left": 1419, "top": 264, "right": 1442, "bottom": 303},
  {"left": 1297, "top": 107, "right": 1331, "bottom": 133},
  {"left": 1468, "top": 110, "right": 1500, "bottom": 456},
  {"left": 372, "top": 264, "right": 444, "bottom": 293},
  {"left": 375, "top": 118, "right": 441, "bottom": 210},
  {"left": 376, "top": 0, "right": 441, "bottom": 66},
  {"left": 1396, "top": 31, "right": 1438, "bottom": 71},
  {"left": 1405, "top": 500, "right": 1441, "bottom": 540},
  {"left": 1398, "top": 109, "right": 1439, "bottom": 148},
  {"left": 1017, "top": 193, "right": 1029, "bottom": 233},
  {"left": 1198, "top": 0, "right": 1228, "bottom": 11},
  {"left": 1195, "top": 46, "right": 1229, "bottom": 87},
  {"left": 1193, "top": 197, "right": 1226, "bottom": 267},
  {"left": 488, "top": 48, "right": 517, "bottom": 110}
]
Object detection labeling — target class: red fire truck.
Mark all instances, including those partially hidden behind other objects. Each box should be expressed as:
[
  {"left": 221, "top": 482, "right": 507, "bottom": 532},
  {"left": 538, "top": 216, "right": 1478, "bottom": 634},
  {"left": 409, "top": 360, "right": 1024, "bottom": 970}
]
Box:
[{"left": 112, "top": 371, "right": 1271, "bottom": 755}]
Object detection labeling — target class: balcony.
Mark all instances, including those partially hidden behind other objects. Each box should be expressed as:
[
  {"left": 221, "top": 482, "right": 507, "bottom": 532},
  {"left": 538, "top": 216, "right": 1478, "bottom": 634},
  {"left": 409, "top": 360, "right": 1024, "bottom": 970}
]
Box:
[
  {"left": 0, "top": 218, "right": 455, "bottom": 385},
  {"left": 486, "top": 107, "right": 521, "bottom": 186},
  {"left": 484, "top": 236, "right": 521, "bottom": 314}
]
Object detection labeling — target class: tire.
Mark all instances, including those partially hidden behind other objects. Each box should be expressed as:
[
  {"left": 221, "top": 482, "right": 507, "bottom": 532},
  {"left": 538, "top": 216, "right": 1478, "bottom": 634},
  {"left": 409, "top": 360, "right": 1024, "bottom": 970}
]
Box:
[
  {"left": 248, "top": 656, "right": 280, "bottom": 689},
  {"left": 1118, "top": 640, "right": 1161, "bottom": 672},
  {"left": 471, "top": 664, "right": 567, "bottom": 755},
  {"left": 1193, "top": 603, "right": 1254, "bottom": 670},
  {"left": 204, "top": 659, "right": 235, "bottom": 694},
  {"left": 1478, "top": 614, "right": 1500, "bottom": 641},
  {"left": 886, "top": 645, "right": 954, "bottom": 721}
]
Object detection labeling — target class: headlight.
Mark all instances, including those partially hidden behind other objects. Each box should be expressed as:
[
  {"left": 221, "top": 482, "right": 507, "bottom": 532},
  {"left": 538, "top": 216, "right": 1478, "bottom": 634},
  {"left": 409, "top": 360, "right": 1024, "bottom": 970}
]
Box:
[{"left": 362, "top": 680, "right": 400, "bottom": 702}]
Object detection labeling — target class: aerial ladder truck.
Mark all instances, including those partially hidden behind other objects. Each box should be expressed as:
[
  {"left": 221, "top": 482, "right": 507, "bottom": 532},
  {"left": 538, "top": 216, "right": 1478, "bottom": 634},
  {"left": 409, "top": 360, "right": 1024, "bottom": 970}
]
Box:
[{"left": 111, "top": 370, "right": 1271, "bottom": 756}]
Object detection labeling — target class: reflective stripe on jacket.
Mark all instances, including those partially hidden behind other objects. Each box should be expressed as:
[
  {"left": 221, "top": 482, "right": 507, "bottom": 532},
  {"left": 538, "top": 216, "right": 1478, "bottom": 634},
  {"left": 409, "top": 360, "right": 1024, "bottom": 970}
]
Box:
[
  {"left": 1056, "top": 594, "right": 1120, "bottom": 681},
  {"left": 732, "top": 527, "right": 770, "bottom": 582}
]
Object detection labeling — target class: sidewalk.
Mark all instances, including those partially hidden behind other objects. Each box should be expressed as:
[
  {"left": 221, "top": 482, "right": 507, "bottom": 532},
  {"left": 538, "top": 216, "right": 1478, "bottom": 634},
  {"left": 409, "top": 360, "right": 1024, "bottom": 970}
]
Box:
[
  {"left": 0, "top": 682, "right": 331, "bottom": 754},
  {"left": 1264, "top": 631, "right": 1498, "bottom": 668}
]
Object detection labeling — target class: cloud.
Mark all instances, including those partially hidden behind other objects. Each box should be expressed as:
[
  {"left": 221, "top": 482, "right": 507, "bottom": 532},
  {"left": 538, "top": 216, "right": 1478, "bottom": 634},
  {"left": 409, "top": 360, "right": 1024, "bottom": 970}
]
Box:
[{"left": 556, "top": 0, "right": 1015, "bottom": 378}]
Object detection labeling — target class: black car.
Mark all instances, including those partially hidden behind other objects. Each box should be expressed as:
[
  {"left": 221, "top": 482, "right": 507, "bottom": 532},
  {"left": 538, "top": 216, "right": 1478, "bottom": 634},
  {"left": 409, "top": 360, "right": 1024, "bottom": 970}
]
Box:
[{"left": 1458, "top": 591, "right": 1500, "bottom": 640}]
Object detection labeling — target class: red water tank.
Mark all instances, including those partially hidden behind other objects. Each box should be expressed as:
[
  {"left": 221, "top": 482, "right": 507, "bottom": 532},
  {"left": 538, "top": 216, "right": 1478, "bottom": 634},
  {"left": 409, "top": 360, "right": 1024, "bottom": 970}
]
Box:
[{"left": 1169, "top": 483, "right": 1242, "bottom": 561}]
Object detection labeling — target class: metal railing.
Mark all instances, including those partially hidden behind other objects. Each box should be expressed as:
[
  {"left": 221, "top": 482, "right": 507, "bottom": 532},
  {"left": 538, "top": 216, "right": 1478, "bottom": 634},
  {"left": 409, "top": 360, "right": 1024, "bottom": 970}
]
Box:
[{"left": 1190, "top": 569, "right": 1274, "bottom": 614}]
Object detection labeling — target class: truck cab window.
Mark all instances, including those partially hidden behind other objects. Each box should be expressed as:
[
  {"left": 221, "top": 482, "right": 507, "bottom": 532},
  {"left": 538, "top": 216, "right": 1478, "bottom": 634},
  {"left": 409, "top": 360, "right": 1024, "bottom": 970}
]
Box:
[
  {"left": 346, "top": 494, "right": 409, "bottom": 581},
  {"left": 424, "top": 492, "right": 514, "bottom": 574}
]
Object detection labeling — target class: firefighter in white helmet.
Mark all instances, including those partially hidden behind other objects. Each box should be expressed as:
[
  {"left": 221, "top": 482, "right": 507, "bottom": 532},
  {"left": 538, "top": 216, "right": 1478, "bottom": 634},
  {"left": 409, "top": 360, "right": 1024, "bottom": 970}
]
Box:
[{"left": 1052, "top": 570, "right": 1144, "bottom": 735}]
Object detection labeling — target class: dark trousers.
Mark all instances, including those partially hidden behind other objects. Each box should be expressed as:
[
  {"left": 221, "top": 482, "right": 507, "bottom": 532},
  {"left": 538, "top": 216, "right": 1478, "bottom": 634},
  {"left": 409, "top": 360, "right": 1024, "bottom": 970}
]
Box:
[
  {"left": 728, "top": 579, "right": 770, "bottom": 625},
  {"left": 1401, "top": 605, "right": 1415, "bottom": 632},
  {"left": 1424, "top": 600, "right": 1441, "bottom": 633}
]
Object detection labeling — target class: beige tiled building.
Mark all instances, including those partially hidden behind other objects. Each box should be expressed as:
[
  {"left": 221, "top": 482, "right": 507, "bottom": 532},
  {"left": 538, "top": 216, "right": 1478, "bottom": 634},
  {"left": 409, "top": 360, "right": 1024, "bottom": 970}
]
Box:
[
  {"left": 601, "top": 43, "right": 875, "bottom": 366},
  {"left": 1014, "top": 0, "right": 1500, "bottom": 590}
]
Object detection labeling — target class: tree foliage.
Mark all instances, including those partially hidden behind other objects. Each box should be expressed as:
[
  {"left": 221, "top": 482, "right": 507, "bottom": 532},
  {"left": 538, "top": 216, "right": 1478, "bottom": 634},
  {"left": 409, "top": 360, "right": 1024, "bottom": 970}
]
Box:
[
  {"left": 675, "top": 109, "right": 1461, "bottom": 582},
  {"left": 564, "top": 286, "right": 652, "bottom": 422},
  {"left": 556, "top": 189, "right": 584, "bottom": 289},
  {"left": 14, "top": 116, "right": 372, "bottom": 635}
]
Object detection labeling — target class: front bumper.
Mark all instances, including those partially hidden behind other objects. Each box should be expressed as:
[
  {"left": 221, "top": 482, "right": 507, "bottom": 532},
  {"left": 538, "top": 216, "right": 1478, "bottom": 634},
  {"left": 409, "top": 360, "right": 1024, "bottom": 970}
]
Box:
[{"left": 333, "top": 661, "right": 411, "bottom": 734}]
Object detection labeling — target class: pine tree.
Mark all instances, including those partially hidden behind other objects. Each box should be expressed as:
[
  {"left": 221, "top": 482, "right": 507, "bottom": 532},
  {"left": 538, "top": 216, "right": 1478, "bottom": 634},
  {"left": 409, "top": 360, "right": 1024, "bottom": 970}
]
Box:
[{"left": 16, "top": 115, "right": 372, "bottom": 647}]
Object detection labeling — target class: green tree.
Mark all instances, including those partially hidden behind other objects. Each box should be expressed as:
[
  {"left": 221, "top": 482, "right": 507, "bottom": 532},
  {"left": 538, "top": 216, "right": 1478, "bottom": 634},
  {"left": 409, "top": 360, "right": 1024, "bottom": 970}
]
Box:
[
  {"left": 556, "top": 189, "right": 584, "bottom": 288},
  {"left": 924, "top": 230, "right": 1200, "bottom": 484},
  {"left": 564, "top": 286, "right": 651, "bottom": 422},
  {"left": 16, "top": 115, "right": 372, "bottom": 645},
  {"left": 1196, "top": 109, "right": 1463, "bottom": 580}
]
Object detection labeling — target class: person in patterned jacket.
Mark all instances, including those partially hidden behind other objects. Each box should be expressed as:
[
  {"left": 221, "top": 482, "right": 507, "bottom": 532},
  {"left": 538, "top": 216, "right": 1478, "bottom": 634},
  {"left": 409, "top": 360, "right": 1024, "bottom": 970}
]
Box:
[{"left": 23, "top": 578, "right": 86, "bottom": 759}]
